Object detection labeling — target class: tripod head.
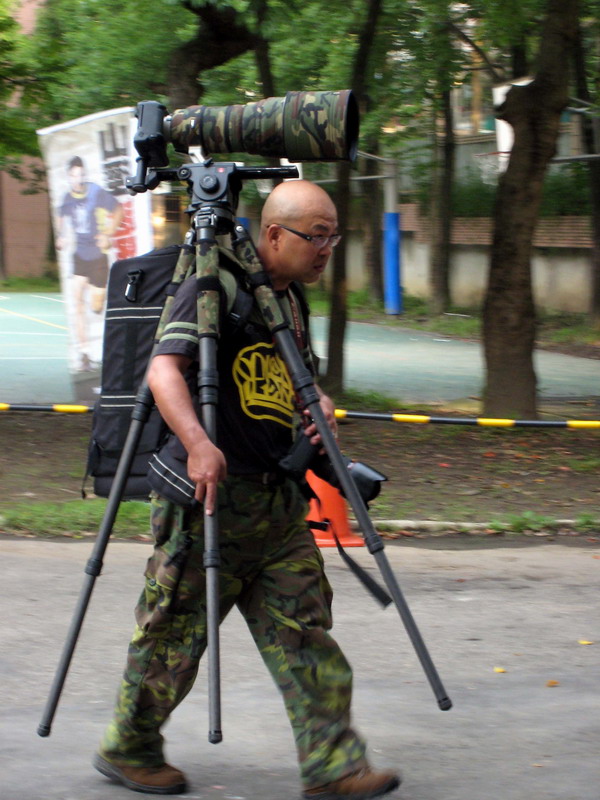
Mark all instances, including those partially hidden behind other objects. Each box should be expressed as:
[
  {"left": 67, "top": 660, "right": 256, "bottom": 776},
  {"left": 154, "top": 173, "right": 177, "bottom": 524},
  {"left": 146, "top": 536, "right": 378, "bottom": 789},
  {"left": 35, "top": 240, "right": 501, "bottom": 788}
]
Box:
[{"left": 129, "top": 151, "right": 299, "bottom": 236}]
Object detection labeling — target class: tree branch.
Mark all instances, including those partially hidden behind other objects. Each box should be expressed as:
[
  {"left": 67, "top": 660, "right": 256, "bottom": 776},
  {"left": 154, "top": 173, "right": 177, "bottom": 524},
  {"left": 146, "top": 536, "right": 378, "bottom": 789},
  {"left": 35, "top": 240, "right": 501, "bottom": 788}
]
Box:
[{"left": 447, "top": 21, "right": 505, "bottom": 83}]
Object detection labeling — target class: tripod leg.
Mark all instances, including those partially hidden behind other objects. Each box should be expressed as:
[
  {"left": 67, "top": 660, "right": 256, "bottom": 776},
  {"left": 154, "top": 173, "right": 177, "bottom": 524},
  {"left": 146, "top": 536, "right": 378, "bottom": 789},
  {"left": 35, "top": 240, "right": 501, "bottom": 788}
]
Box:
[
  {"left": 232, "top": 228, "right": 452, "bottom": 711},
  {"left": 38, "top": 386, "right": 155, "bottom": 736},
  {"left": 194, "top": 224, "right": 223, "bottom": 743}
]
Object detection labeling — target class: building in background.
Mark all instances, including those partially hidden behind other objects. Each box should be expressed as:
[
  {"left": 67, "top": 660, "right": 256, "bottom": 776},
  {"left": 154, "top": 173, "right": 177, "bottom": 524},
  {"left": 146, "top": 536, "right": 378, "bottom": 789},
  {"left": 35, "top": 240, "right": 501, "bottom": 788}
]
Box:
[{"left": 0, "top": 0, "right": 51, "bottom": 280}]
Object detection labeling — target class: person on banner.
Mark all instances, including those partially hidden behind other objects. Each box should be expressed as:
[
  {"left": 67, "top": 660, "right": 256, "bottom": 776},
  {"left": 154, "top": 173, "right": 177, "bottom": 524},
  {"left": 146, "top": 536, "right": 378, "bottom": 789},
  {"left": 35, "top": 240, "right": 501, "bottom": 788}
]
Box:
[
  {"left": 55, "top": 155, "right": 124, "bottom": 372},
  {"left": 93, "top": 180, "right": 401, "bottom": 799}
]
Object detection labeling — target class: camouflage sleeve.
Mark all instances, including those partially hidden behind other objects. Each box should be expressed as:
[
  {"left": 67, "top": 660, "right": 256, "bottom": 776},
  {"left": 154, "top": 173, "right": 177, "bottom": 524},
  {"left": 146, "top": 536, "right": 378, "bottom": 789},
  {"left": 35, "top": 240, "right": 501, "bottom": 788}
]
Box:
[
  {"left": 154, "top": 267, "right": 237, "bottom": 361},
  {"left": 154, "top": 276, "right": 199, "bottom": 361}
]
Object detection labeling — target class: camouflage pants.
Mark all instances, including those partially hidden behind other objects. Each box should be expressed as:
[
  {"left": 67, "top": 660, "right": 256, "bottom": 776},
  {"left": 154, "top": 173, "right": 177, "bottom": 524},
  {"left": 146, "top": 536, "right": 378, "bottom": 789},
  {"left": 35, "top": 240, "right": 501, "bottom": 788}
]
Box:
[{"left": 100, "top": 477, "right": 368, "bottom": 788}]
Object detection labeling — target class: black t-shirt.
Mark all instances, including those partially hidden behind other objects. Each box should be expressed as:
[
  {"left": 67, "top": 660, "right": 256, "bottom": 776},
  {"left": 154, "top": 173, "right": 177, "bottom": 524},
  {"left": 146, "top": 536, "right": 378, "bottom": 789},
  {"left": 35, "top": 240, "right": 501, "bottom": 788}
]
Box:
[{"left": 154, "top": 271, "right": 312, "bottom": 474}]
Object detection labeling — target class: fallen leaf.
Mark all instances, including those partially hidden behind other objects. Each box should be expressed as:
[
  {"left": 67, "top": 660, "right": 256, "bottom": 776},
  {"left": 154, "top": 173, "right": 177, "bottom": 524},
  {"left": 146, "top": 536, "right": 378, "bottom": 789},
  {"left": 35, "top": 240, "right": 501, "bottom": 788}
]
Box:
[
  {"left": 546, "top": 680, "right": 560, "bottom": 687},
  {"left": 493, "top": 667, "right": 506, "bottom": 673},
  {"left": 578, "top": 640, "right": 594, "bottom": 645},
  {"left": 438, "top": 462, "right": 451, "bottom": 468}
]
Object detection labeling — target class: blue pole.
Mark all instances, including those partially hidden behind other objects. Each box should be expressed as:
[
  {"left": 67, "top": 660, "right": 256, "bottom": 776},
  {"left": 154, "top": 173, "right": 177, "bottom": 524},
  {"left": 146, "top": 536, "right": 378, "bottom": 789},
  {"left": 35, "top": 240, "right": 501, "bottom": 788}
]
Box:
[
  {"left": 384, "top": 211, "right": 402, "bottom": 314},
  {"left": 236, "top": 216, "right": 250, "bottom": 231}
]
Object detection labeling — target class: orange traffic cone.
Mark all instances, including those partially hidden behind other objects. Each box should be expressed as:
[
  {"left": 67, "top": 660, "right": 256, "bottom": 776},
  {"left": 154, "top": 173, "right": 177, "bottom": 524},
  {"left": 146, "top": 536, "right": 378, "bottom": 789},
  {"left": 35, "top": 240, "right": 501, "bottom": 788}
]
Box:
[{"left": 305, "top": 470, "right": 364, "bottom": 547}]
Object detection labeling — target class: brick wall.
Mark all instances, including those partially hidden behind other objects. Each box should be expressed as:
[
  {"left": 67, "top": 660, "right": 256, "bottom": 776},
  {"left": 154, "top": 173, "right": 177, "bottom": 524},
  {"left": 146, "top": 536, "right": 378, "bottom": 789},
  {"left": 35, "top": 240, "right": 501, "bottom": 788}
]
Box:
[
  {"left": 399, "top": 203, "right": 594, "bottom": 249},
  {"left": 0, "top": 165, "right": 51, "bottom": 278}
]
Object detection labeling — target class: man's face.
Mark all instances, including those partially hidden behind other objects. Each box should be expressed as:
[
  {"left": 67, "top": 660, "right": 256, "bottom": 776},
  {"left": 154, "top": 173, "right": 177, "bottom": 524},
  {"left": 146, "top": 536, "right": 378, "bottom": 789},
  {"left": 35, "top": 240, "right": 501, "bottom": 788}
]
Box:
[
  {"left": 68, "top": 166, "right": 85, "bottom": 193},
  {"left": 268, "top": 206, "right": 339, "bottom": 289}
]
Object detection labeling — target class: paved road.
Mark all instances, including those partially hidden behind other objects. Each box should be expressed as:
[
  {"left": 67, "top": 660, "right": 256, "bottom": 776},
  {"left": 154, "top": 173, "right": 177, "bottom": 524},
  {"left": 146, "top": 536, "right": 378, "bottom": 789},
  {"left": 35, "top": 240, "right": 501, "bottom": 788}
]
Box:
[
  {"left": 1, "top": 292, "right": 599, "bottom": 406},
  {"left": 1, "top": 536, "right": 598, "bottom": 800},
  {"left": 311, "top": 318, "right": 600, "bottom": 405}
]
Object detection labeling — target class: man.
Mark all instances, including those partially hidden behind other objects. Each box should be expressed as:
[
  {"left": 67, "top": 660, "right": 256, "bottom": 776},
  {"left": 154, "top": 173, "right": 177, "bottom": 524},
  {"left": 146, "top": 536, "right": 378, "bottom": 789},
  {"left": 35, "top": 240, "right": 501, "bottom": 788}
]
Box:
[
  {"left": 94, "top": 180, "right": 400, "bottom": 799},
  {"left": 56, "top": 156, "right": 124, "bottom": 371}
]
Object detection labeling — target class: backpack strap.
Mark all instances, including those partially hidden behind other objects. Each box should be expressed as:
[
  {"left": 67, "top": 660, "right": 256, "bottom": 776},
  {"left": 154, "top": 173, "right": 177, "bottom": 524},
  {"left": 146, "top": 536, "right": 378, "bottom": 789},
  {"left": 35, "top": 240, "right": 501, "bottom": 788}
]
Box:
[
  {"left": 217, "top": 248, "right": 255, "bottom": 335},
  {"left": 288, "top": 280, "right": 320, "bottom": 375}
]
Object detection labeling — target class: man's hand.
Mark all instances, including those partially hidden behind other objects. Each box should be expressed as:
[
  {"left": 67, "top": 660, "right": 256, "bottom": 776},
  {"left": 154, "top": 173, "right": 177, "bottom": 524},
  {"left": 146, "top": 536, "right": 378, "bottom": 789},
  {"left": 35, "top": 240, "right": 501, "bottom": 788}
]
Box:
[
  {"left": 187, "top": 439, "right": 227, "bottom": 515},
  {"left": 302, "top": 392, "right": 337, "bottom": 448},
  {"left": 148, "top": 353, "right": 227, "bottom": 515}
]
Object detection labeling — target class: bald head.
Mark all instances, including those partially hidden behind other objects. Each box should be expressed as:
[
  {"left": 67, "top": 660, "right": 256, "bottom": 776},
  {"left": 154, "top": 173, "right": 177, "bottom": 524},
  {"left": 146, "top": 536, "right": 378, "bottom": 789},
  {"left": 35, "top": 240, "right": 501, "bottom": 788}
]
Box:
[
  {"left": 257, "top": 179, "right": 339, "bottom": 290},
  {"left": 260, "top": 180, "right": 337, "bottom": 229}
]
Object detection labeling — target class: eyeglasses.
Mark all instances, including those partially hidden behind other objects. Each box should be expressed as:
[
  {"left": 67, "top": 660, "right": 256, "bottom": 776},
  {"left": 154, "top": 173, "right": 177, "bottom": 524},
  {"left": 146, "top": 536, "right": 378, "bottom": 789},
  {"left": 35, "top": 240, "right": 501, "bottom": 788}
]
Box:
[{"left": 276, "top": 224, "right": 342, "bottom": 249}]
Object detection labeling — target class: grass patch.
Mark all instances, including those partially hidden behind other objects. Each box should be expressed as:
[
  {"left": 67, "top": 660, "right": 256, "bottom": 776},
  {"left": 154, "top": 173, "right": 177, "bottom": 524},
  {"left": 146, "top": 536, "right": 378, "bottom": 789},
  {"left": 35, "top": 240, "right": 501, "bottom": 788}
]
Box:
[
  {"left": 567, "top": 456, "right": 600, "bottom": 473},
  {"left": 503, "top": 511, "right": 555, "bottom": 533},
  {"left": 0, "top": 275, "right": 60, "bottom": 292},
  {"left": 574, "top": 513, "right": 600, "bottom": 533},
  {"left": 538, "top": 312, "right": 600, "bottom": 346},
  {"left": 0, "top": 498, "right": 150, "bottom": 538},
  {"left": 332, "top": 387, "right": 405, "bottom": 413},
  {"left": 306, "top": 287, "right": 598, "bottom": 353}
]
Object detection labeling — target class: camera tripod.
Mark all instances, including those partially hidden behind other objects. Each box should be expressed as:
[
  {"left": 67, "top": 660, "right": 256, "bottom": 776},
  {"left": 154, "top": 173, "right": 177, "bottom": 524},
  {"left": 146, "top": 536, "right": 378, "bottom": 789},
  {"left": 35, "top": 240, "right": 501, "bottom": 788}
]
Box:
[{"left": 38, "top": 124, "right": 451, "bottom": 748}]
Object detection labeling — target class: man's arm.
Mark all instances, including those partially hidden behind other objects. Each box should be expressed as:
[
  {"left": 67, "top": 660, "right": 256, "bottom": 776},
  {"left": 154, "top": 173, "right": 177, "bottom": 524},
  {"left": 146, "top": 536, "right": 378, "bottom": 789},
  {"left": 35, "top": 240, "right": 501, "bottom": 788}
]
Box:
[
  {"left": 54, "top": 200, "right": 69, "bottom": 250},
  {"left": 147, "top": 353, "right": 227, "bottom": 514},
  {"left": 96, "top": 200, "right": 125, "bottom": 251}
]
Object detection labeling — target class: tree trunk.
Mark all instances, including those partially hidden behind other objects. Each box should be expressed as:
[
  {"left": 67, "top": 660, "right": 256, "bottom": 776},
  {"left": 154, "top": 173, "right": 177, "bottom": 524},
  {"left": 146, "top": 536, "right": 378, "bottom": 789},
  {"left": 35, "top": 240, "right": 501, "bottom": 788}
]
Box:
[
  {"left": 429, "top": 87, "right": 454, "bottom": 315},
  {"left": 325, "top": 0, "right": 383, "bottom": 393},
  {"left": 362, "top": 147, "right": 384, "bottom": 303},
  {"left": 253, "top": 0, "right": 276, "bottom": 98},
  {"left": 573, "top": 21, "right": 600, "bottom": 327},
  {"left": 483, "top": 0, "right": 579, "bottom": 418},
  {"left": 0, "top": 172, "right": 5, "bottom": 280},
  {"left": 324, "top": 162, "right": 350, "bottom": 395},
  {"left": 167, "top": 5, "right": 258, "bottom": 107}
]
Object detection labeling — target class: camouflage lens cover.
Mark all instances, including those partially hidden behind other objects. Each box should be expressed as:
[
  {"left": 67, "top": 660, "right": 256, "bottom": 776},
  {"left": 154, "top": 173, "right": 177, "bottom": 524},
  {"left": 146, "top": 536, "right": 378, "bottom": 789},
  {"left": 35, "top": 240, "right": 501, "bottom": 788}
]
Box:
[{"left": 168, "top": 90, "right": 358, "bottom": 162}]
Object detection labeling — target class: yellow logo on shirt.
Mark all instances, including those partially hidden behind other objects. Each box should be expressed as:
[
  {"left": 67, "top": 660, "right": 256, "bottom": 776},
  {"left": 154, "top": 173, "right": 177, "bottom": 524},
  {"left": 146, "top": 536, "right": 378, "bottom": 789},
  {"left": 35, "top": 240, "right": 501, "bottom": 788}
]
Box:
[{"left": 233, "top": 342, "right": 294, "bottom": 427}]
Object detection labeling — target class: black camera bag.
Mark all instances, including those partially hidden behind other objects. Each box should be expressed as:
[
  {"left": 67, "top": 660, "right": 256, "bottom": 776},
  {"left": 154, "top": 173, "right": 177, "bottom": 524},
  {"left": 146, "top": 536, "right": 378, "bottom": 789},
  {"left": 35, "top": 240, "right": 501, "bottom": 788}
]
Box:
[{"left": 85, "top": 245, "right": 181, "bottom": 500}]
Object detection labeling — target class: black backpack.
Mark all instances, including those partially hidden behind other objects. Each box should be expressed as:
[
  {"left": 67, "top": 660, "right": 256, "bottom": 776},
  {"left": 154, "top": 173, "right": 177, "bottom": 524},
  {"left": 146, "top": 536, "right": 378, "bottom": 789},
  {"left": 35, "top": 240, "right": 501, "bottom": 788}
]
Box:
[
  {"left": 86, "top": 245, "right": 181, "bottom": 500},
  {"left": 86, "top": 244, "right": 311, "bottom": 502}
]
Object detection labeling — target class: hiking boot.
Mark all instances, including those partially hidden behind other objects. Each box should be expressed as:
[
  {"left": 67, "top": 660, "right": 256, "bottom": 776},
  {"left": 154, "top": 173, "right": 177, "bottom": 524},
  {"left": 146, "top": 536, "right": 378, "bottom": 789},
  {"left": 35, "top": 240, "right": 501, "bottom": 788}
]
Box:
[
  {"left": 93, "top": 753, "right": 188, "bottom": 795},
  {"left": 303, "top": 767, "right": 401, "bottom": 800}
]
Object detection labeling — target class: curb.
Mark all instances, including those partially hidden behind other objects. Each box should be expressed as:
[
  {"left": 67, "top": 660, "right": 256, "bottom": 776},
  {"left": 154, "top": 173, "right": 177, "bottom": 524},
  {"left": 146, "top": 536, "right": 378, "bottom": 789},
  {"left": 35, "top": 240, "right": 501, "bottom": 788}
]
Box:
[{"left": 352, "top": 518, "right": 599, "bottom": 539}]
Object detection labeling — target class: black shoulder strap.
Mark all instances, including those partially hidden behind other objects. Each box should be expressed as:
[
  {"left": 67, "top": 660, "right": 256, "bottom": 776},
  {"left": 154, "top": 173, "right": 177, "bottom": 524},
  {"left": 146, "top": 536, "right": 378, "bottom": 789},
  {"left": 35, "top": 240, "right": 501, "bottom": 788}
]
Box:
[
  {"left": 289, "top": 280, "right": 310, "bottom": 330},
  {"left": 218, "top": 249, "right": 255, "bottom": 335},
  {"left": 288, "top": 280, "right": 321, "bottom": 373}
]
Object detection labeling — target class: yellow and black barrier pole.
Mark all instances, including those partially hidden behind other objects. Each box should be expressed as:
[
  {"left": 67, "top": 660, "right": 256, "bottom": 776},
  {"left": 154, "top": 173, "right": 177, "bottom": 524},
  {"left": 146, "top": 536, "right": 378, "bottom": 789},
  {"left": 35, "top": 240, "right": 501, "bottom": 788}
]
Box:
[
  {"left": 2, "top": 403, "right": 599, "bottom": 429},
  {"left": 334, "top": 409, "right": 600, "bottom": 429},
  {"left": 0, "top": 403, "right": 92, "bottom": 413}
]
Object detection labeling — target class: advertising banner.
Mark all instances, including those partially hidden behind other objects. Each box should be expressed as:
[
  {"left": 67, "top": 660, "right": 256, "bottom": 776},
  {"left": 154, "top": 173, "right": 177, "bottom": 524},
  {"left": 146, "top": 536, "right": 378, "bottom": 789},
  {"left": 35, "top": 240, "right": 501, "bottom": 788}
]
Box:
[{"left": 38, "top": 108, "right": 153, "bottom": 402}]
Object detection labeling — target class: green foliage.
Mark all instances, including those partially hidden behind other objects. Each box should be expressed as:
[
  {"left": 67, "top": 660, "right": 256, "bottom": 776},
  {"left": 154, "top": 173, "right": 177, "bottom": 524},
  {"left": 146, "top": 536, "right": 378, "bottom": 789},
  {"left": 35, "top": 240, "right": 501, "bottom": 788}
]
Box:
[
  {"left": 332, "top": 387, "right": 402, "bottom": 413},
  {"left": 574, "top": 512, "right": 599, "bottom": 532},
  {"left": 504, "top": 510, "right": 554, "bottom": 533},
  {"left": 470, "top": 0, "right": 546, "bottom": 64},
  {"left": 537, "top": 311, "right": 600, "bottom": 345},
  {"left": 451, "top": 170, "right": 497, "bottom": 217},
  {"left": 539, "top": 165, "right": 592, "bottom": 217},
  {"left": 0, "top": 0, "right": 41, "bottom": 163},
  {"left": 23, "top": 0, "right": 194, "bottom": 123},
  {"left": 0, "top": 275, "right": 60, "bottom": 291},
  {"left": 418, "top": 164, "right": 595, "bottom": 219}
]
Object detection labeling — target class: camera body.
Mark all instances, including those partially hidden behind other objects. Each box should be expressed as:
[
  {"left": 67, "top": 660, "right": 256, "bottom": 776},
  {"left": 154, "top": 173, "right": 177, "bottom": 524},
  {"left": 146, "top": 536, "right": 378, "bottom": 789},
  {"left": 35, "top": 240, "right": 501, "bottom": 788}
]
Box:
[{"left": 279, "top": 428, "right": 387, "bottom": 506}]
